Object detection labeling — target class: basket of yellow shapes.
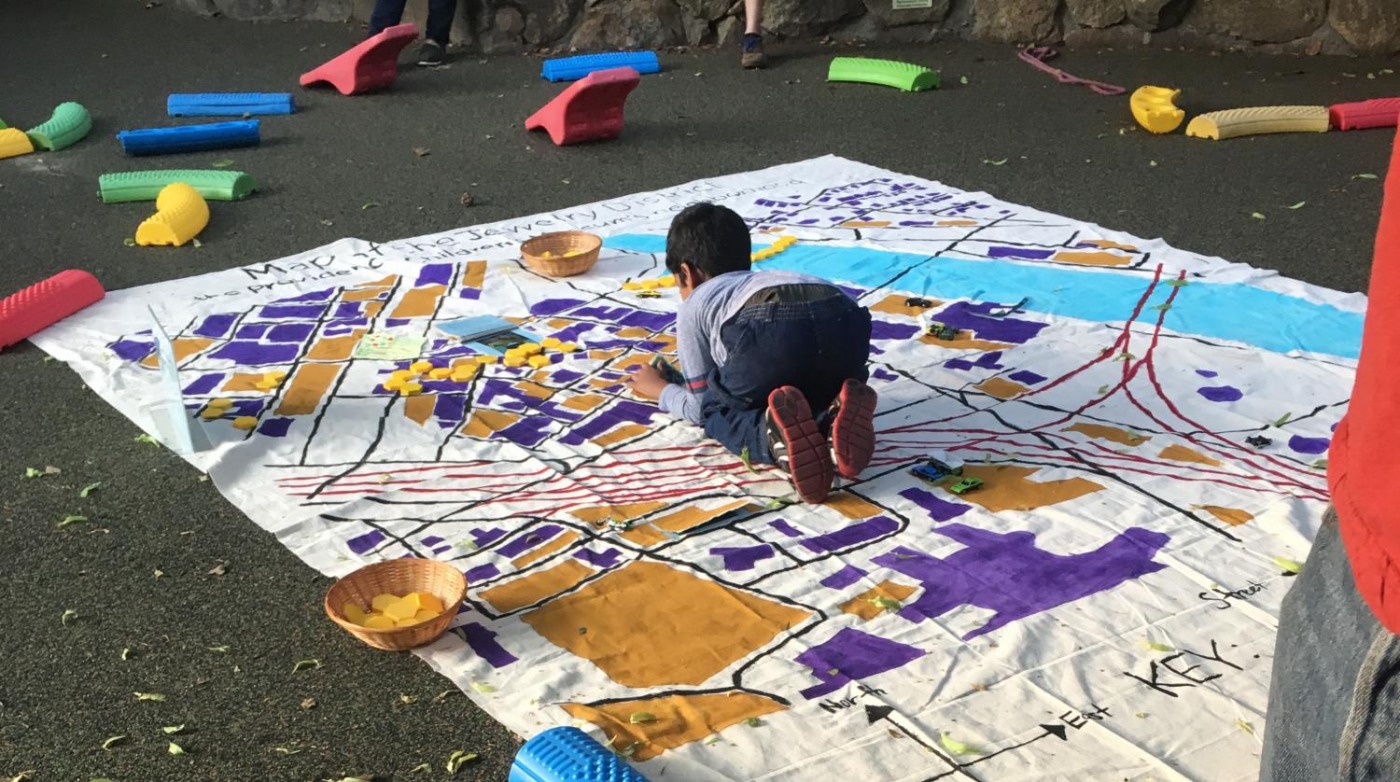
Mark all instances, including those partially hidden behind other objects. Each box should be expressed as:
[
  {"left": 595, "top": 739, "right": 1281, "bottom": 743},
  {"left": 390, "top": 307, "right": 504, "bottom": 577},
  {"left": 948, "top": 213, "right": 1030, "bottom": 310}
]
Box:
[
  {"left": 520, "top": 230, "right": 602, "bottom": 278},
  {"left": 325, "top": 559, "right": 467, "bottom": 651}
]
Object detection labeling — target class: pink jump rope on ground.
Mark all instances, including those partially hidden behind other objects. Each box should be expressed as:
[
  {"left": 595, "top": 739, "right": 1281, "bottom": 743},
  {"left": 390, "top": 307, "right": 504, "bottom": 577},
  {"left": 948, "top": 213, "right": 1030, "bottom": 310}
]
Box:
[
  {"left": 0, "top": 270, "right": 106, "bottom": 351},
  {"left": 1018, "top": 46, "right": 1126, "bottom": 96}
]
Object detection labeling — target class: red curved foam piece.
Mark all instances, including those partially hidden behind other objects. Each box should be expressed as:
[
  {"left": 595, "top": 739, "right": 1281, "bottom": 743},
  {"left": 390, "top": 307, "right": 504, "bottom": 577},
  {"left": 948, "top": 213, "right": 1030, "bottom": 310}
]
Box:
[
  {"left": 525, "top": 66, "right": 640, "bottom": 146},
  {"left": 0, "top": 270, "right": 105, "bottom": 351},
  {"left": 299, "top": 23, "right": 418, "bottom": 96},
  {"left": 1330, "top": 98, "right": 1400, "bottom": 131}
]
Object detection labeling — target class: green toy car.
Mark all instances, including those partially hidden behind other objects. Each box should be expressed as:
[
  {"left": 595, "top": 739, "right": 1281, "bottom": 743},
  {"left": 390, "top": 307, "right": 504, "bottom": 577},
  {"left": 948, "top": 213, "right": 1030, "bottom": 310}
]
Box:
[{"left": 948, "top": 477, "right": 983, "bottom": 495}]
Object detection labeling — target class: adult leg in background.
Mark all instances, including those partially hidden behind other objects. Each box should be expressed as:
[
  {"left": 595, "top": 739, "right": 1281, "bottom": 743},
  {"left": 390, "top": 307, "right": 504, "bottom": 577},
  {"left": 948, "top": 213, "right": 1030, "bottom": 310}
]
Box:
[{"left": 367, "top": 0, "right": 408, "bottom": 36}]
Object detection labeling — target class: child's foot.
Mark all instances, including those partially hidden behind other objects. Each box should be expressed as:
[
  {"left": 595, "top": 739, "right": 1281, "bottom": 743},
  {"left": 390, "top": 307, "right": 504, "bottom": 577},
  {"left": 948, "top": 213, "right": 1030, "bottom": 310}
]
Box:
[
  {"left": 766, "top": 386, "right": 833, "bottom": 504},
  {"left": 829, "top": 379, "right": 878, "bottom": 479},
  {"left": 740, "top": 33, "right": 768, "bottom": 69},
  {"left": 417, "top": 40, "right": 446, "bottom": 67}
]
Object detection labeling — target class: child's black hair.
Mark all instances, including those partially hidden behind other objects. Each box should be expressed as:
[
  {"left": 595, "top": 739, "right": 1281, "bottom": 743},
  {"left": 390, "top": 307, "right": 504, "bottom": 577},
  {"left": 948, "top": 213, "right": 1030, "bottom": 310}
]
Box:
[{"left": 665, "top": 203, "right": 752, "bottom": 281}]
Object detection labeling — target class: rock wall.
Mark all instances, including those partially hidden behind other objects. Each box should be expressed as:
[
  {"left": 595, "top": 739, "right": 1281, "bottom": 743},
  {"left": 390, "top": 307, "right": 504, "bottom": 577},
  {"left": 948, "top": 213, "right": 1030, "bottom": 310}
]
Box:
[{"left": 177, "top": 0, "right": 1400, "bottom": 56}]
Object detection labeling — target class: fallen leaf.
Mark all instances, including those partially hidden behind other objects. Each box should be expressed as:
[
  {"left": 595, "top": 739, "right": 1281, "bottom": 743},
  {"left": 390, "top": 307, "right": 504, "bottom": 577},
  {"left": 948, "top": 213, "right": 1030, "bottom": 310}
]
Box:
[
  {"left": 629, "top": 712, "right": 656, "bottom": 724},
  {"left": 319, "top": 219, "right": 334, "bottom": 226},
  {"left": 1135, "top": 711, "right": 1148, "bottom": 718},
  {"left": 124, "top": 237, "right": 137, "bottom": 247},
  {"left": 400, "top": 694, "right": 418, "bottom": 704},
  {"left": 153, "top": 569, "right": 164, "bottom": 578},
  {"left": 1285, "top": 201, "right": 1306, "bottom": 209},
  {"left": 61, "top": 609, "right": 79, "bottom": 625},
  {"left": 410, "top": 763, "right": 431, "bottom": 773},
  {"left": 460, "top": 192, "right": 475, "bottom": 207},
  {"left": 211, "top": 159, "right": 235, "bottom": 168},
  {"left": 1274, "top": 555, "right": 1303, "bottom": 574},
  {"left": 135, "top": 434, "right": 159, "bottom": 445},
  {"left": 561, "top": 179, "right": 571, "bottom": 185},
  {"left": 23, "top": 467, "right": 42, "bottom": 478},
  {"left": 361, "top": 202, "right": 379, "bottom": 210},
  {"left": 739, "top": 445, "right": 755, "bottom": 472},
  {"left": 446, "top": 749, "right": 479, "bottom": 773},
  {"left": 191, "top": 238, "right": 203, "bottom": 249},
  {"left": 1270, "top": 412, "right": 1292, "bottom": 427},
  {"left": 939, "top": 734, "right": 984, "bottom": 755},
  {"left": 412, "top": 147, "right": 431, "bottom": 157},
  {"left": 470, "top": 681, "right": 496, "bottom": 694},
  {"left": 1236, "top": 717, "right": 1256, "bottom": 735},
  {"left": 292, "top": 658, "right": 321, "bottom": 673},
  {"left": 163, "top": 724, "right": 186, "bottom": 734},
  {"left": 745, "top": 717, "right": 763, "bottom": 727},
  {"left": 207, "top": 562, "right": 227, "bottom": 576},
  {"left": 121, "top": 647, "right": 132, "bottom": 660},
  {"left": 982, "top": 158, "right": 1008, "bottom": 166},
  {"left": 1096, "top": 385, "right": 1110, "bottom": 394},
  {"left": 1140, "top": 640, "right": 1174, "bottom": 652},
  {"left": 1251, "top": 212, "right": 1266, "bottom": 220},
  {"left": 167, "top": 741, "right": 186, "bottom": 755},
  {"left": 80, "top": 482, "right": 103, "bottom": 498},
  {"left": 868, "top": 596, "right": 902, "bottom": 612},
  {"left": 1353, "top": 173, "right": 1379, "bottom": 180},
  {"left": 301, "top": 697, "right": 317, "bottom": 710},
  {"left": 1164, "top": 278, "right": 1189, "bottom": 288},
  {"left": 135, "top": 691, "right": 165, "bottom": 701},
  {"left": 959, "top": 75, "right": 968, "bottom": 85},
  {"left": 273, "top": 746, "right": 302, "bottom": 755},
  {"left": 577, "top": 627, "right": 587, "bottom": 635},
  {"left": 102, "top": 735, "right": 128, "bottom": 750},
  {"left": 59, "top": 515, "right": 89, "bottom": 528},
  {"left": 1369, "top": 72, "right": 1377, "bottom": 80},
  {"left": 1149, "top": 160, "right": 1158, "bottom": 167},
  {"left": 1310, "top": 457, "right": 1328, "bottom": 470},
  {"left": 7, "top": 773, "right": 33, "bottom": 782},
  {"left": 433, "top": 690, "right": 453, "bottom": 703},
  {"left": 1150, "top": 302, "right": 1172, "bottom": 313}
]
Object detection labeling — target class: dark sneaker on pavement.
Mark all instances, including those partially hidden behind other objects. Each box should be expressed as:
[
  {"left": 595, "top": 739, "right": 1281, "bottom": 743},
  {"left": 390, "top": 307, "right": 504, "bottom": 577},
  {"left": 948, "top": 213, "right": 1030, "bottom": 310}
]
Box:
[
  {"left": 417, "top": 40, "right": 446, "bottom": 67},
  {"left": 829, "top": 378, "right": 878, "bottom": 479},
  {"left": 766, "top": 386, "right": 833, "bottom": 504},
  {"left": 741, "top": 33, "right": 768, "bottom": 69}
]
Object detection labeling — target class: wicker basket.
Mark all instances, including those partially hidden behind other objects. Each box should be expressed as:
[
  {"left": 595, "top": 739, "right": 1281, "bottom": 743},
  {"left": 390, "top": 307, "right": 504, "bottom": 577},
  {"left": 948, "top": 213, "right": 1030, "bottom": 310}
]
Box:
[
  {"left": 521, "top": 231, "right": 602, "bottom": 277},
  {"left": 324, "top": 559, "right": 467, "bottom": 651}
]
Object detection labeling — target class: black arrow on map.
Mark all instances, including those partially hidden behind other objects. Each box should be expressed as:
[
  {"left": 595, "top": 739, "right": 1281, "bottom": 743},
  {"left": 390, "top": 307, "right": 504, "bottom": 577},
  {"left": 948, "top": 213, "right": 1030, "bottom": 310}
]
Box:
[
  {"left": 862, "top": 705, "right": 981, "bottom": 781},
  {"left": 962, "top": 723, "right": 1071, "bottom": 768}
]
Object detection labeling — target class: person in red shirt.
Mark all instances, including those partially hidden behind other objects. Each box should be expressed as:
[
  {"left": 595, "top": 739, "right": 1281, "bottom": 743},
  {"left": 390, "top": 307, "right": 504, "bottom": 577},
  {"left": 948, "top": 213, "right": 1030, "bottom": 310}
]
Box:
[{"left": 1259, "top": 130, "right": 1400, "bottom": 780}]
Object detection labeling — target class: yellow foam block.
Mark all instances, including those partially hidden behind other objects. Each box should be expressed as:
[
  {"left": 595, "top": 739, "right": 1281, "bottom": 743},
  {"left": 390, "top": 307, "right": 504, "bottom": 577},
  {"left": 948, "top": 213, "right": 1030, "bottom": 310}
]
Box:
[
  {"left": 362, "top": 614, "right": 397, "bottom": 630},
  {"left": 412, "top": 609, "right": 438, "bottom": 622},
  {"left": 135, "top": 182, "right": 210, "bottom": 247},
  {"left": 398, "top": 381, "right": 423, "bottom": 395},
  {"left": 451, "top": 366, "right": 479, "bottom": 383},
  {"left": 371, "top": 593, "right": 400, "bottom": 611},
  {"left": 408, "top": 592, "right": 445, "bottom": 614},
  {"left": 529, "top": 355, "right": 551, "bottom": 369},
  {"left": 343, "top": 602, "right": 367, "bottom": 624},
  {"left": 475, "top": 354, "right": 499, "bottom": 364},
  {"left": 384, "top": 598, "right": 419, "bottom": 621},
  {"left": 383, "top": 377, "right": 406, "bottom": 392},
  {"left": 622, "top": 281, "right": 645, "bottom": 291},
  {"left": 1185, "top": 105, "right": 1329, "bottom": 140},
  {"left": 557, "top": 342, "right": 579, "bottom": 353},
  {"left": 199, "top": 406, "right": 224, "bottom": 420},
  {"left": 520, "top": 343, "right": 544, "bottom": 356},
  {"left": 389, "top": 369, "right": 415, "bottom": 382},
  {"left": 208, "top": 397, "right": 234, "bottom": 409},
  {"left": 1130, "top": 86, "right": 1185, "bottom": 134},
  {"left": 0, "top": 128, "right": 34, "bottom": 160},
  {"left": 542, "top": 337, "right": 562, "bottom": 349},
  {"left": 232, "top": 416, "right": 258, "bottom": 430},
  {"left": 658, "top": 275, "right": 676, "bottom": 287},
  {"left": 504, "top": 355, "right": 527, "bottom": 368},
  {"left": 409, "top": 360, "right": 435, "bottom": 373},
  {"left": 428, "top": 367, "right": 454, "bottom": 380}
]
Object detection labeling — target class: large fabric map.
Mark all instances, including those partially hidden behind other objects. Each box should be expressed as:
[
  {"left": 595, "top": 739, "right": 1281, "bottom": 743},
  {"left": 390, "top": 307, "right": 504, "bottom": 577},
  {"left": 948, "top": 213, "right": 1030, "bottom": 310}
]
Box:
[{"left": 36, "top": 157, "right": 1364, "bottom": 781}]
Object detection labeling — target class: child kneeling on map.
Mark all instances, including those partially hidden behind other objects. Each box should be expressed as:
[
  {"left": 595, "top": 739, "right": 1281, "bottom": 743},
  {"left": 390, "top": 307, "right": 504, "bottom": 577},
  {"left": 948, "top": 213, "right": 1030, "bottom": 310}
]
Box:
[{"left": 625, "top": 203, "right": 878, "bottom": 504}]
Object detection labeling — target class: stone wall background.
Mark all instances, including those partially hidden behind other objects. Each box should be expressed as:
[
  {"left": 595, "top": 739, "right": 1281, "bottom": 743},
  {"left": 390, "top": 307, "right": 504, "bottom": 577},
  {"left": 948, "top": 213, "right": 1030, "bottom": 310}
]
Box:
[{"left": 175, "top": 0, "right": 1400, "bottom": 56}]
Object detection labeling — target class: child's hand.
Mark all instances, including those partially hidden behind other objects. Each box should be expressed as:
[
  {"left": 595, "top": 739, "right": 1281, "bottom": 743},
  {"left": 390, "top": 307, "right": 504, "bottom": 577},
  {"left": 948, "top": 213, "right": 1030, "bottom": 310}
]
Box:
[{"left": 626, "top": 364, "right": 670, "bottom": 400}]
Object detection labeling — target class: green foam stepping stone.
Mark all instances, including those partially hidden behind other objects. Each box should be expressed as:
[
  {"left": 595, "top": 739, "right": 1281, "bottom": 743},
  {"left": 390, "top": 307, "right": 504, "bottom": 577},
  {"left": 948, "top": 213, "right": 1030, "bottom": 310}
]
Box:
[
  {"left": 26, "top": 101, "right": 92, "bottom": 151},
  {"left": 827, "top": 57, "right": 939, "bottom": 92},
  {"left": 97, "top": 170, "right": 258, "bottom": 203}
]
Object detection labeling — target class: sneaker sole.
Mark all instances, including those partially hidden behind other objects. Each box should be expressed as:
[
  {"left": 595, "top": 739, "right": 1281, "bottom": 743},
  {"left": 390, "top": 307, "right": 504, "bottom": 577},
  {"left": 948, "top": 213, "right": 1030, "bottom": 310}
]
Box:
[
  {"left": 831, "top": 379, "right": 878, "bottom": 479},
  {"left": 768, "top": 386, "right": 833, "bottom": 504}
]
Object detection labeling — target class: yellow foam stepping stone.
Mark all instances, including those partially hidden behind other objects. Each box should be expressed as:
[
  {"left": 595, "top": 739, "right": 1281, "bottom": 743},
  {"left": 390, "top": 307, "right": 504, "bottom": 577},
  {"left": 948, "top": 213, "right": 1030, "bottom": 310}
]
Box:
[
  {"left": 541, "top": 337, "right": 562, "bottom": 349},
  {"left": 528, "top": 355, "right": 551, "bottom": 369},
  {"left": 383, "top": 377, "right": 406, "bottom": 392},
  {"left": 398, "top": 381, "right": 423, "bottom": 395},
  {"left": 658, "top": 274, "right": 676, "bottom": 287},
  {"left": 557, "top": 342, "right": 579, "bottom": 353},
  {"left": 451, "top": 366, "right": 479, "bottom": 383},
  {"left": 343, "top": 602, "right": 367, "bottom": 624},
  {"left": 428, "top": 367, "right": 454, "bottom": 380},
  {"left": 389, "top": 369, "right": 415, "bottom": 382},
  {"left": 408, "top": 592, "right": 445, "bottom": 614},
  {"left": 1185, "top": 105, "right": 1328, "bottom": 140},
  {"left": 362, "top": 614, "right": 397, "bottom": 630},
  {"left": 520, "top": 343, "right": 544, "bottom": 356},
  {"left": 622, "top": 281, "right": 644, "bottom": 291},
  {"left": 503, "top": 355, "right": 527, "bottom": 368},
  {"left": 0, "top": 128, "right": 35, "bottom": 160},
  {"left": 208, "top": 397, "right": 234, "bottom": 409},
  {"left": 383, "top": 598, "right": 419, "bottom": 621},
  {"left": 199, "top": 406, "right": 224, "bottom": 420},
  {"left": 409, "top": 360, "right": 435, "bottom": 373},
  {"left": 232, "top": 416, "right": 258, "bottom": 431},
  {"left": 412, "top": 609, "right": 439, "bottom": 622},
  {"left": 371, "top": 593, "right": 400, "bottom": 612},
  {"left": 135, "top": 182, "right": 209, "bottom": 247},
  {"left": 1130, "top": 86, "right": 1185, "bottom": 134},
  {"left": 475, "top": 354, "right": 498, "bottom": 364}
]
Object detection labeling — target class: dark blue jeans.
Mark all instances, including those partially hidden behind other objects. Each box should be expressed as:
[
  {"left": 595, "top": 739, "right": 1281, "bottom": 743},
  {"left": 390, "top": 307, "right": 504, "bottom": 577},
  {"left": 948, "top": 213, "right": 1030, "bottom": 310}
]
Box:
[
  {"left": 701, "top": 287, "right": 871, "bottom": 465},
  {"left": 369, "top": 0, "right": 455, "bottom": 45}
]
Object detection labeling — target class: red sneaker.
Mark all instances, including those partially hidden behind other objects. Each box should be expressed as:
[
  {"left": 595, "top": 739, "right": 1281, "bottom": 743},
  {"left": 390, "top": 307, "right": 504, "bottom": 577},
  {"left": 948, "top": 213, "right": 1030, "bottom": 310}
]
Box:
[
  {"left": 830, "top": 378, "right": 878, "bottom": 479},
  {"left": 765, "top": 386, "right": 834, "bottom": 504}
]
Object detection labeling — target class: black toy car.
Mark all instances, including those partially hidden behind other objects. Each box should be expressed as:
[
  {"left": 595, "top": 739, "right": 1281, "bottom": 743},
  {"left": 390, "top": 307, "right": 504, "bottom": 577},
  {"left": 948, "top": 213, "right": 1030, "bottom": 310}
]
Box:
[{"left": 1245, "top": 435, "right": 1272, "bottom": 448}]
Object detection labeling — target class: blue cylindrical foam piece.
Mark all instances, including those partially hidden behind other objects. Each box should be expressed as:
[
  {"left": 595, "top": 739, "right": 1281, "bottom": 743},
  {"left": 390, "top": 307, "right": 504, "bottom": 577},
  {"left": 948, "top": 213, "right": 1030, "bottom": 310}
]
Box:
[{"left": 509, "top": 727, "right": 650, "bottom": 782}]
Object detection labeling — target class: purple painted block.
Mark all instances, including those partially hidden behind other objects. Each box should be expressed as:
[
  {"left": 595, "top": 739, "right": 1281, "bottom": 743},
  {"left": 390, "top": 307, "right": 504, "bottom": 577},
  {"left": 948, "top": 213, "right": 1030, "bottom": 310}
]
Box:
[
  {"left": 550, "top": 323, "right": 595, "bottom": 343},
  {"left": 194, "top": 313, "right": 238, "bottom": 338},
  {"left": 229, "top": 399, "right": 263, "bottom": 416},
  {"left": 711, "top": 544, "right": 774, "bottom": 572},
  {"left": 498, "top": 525, "right": 563, "bottom": 558},
  {"left": 110, "top": 338, "right": 155, "bottom": 361},
  {"left": 234, "top": 323, "right": 271, "bottom": 340},
  {"left": 258, "top": 417, "right": 293, "bottom": 437},
  {"left": 1198, "top": 385, "right": 1244, "bottom": 403},
  {"left": 820, "top": 565, "right": 866, "bottom": 589},
  {"left": 988, "top": 246, "right": 1055, "bottom": 260},
  {"left": 801, "top": 516, "right": 899, "bottom": 554},
  {"left": 1196, "top": 369, "right": 1219, "bottom": 378},
  {"left": 347, "top": 529, "right": 387, "bottom": 555},
  {"left": 945, "top": 358, "right": 975, "bottom": 371},
  {"left": 470, "top": 528, "right": 507, "bottom": 547},
  {"left": 871, "top": 367, "right": 898, "bottom": 382},
  {"left": 871, "top": 321, "right": 920, "bottom": 341},
  {"left": 267, "top": 323, "right": 316, "bottom": 343},
  {"left": 1008, "top": 370, "right": 1047, "bottom": 385},
  {"left": 385, "top": 318, "right": 411, "bottom": 328},
  {"left": 434, "top": 394, "right": 467, "bottom": 424},
  {"left": 334, "top": 302, "right": 363, "bottom": 319},
  {"left": 432, "top": 544, "right": 453, "bottom": 554},
  {"left": 899, "top": 487, "right": 971, "bottom": 522},
  {"left": 535, "top": 402, "right": 585, "bottom": 423},
  {"left": 497, "top": 417, "right": 554, "bottom": 448},
  {"left": 561, "top": 400, "right": 657, "bottom": 444},
  {"left": 466, "top": 563, "right": 500, "bottom": 583},
  {"left": 458, "top": 622, "right": 517, "bottom": 666},
  {"left": 259, "top": 304, "right": 326, "bottom": 320},
  {"left": 873, "top": 524, "right": 1169, "bottom": 639},
  {"left": 459, "top": 288, "right": 482, "bottom": 300},
  {"left": 796, "top": 628, "right": 926, "bottom": 699},
  {"left": 422, "top": 535, "right": 445, "bottom": 546},
  {"left": 1288, "top": 435, "right": 1331, "bottom": 455},
  {"left": 530, "top": 298, "right": 586, "bottom": 317},
  {"left": 552, "top": 369, "right": 584, "bottom": 383},
  {"left": 183, "top": 373, "right": 225, "bottom": 396},
  {"left": 933, "top": 301, "right": 1046, "bottom": 344},
  {"left": 575, "top": 548, "right": 622, "bottom": 568},
  {"left": 770, "top": 519, "right": 801, "bottom": 538},
  {"left": 621, "top": 310, "right": 676, "bottom": 332},
  {"left": 416, "top": 263, "right": 455, "bottom": 287},
  {"left": 210, "top": 341, "right": 300, "bottom": 365}
]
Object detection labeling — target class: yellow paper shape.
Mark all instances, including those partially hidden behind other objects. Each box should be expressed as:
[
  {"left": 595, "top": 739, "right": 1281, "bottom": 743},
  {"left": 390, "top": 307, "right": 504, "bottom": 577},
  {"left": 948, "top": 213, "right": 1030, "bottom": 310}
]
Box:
[{"left": 371, "top": 593, "right": 400, "bottom": 612}]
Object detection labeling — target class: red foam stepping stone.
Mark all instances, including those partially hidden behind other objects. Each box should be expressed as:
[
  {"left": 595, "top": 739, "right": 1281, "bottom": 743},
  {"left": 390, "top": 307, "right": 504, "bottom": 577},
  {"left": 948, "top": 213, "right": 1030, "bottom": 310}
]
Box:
[
  {"left": 525, "top": 67, "right": 640, "bottom": 146},
  {"left": 0, "top": 270, "right": 105, "bottom": 352},
  {"left": 1330, "top": 98, "right": 1400, "bottom": 131},
  {"left": 299, "top": 23, "right": 419, "bottom": 96}
]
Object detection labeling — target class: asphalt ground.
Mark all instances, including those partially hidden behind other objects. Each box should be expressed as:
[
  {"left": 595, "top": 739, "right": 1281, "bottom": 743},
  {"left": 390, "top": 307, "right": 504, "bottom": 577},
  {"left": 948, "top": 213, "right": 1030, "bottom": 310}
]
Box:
[{"left": 0, "top": 1, "right": 1395, "bottom": 779}]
